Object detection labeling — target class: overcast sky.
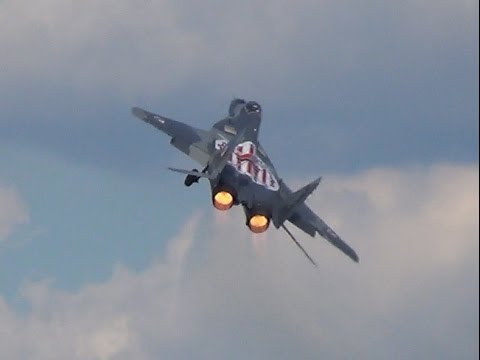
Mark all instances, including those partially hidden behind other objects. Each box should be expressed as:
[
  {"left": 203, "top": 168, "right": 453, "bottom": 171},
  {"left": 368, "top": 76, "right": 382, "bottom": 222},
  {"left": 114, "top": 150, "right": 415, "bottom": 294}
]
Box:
[{"left": 0, "top": 1, "right": 478, "bottom": 359}]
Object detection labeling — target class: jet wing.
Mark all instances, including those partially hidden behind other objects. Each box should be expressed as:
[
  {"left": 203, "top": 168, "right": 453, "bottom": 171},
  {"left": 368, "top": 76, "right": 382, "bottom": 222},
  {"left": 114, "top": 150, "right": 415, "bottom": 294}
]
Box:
[
  {"left": 132, "top": 107, "right": 211, "bottom": 166},
  {"left": 288, "top": 204, "right": 359, "bottom": 263}
]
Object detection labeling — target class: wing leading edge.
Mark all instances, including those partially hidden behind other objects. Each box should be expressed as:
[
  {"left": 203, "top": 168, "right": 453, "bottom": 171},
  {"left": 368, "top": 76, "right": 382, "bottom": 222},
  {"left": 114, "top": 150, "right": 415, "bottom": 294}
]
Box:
[{"left": 288, "top": 205, "right": 359, "bottom": 263}]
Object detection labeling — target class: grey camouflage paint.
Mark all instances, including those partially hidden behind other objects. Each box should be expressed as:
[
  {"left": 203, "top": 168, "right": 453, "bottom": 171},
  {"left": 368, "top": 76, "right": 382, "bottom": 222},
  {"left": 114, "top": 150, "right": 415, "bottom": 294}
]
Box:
[{"left": 132, "top": 99, "right": 359, "bottom": 264}]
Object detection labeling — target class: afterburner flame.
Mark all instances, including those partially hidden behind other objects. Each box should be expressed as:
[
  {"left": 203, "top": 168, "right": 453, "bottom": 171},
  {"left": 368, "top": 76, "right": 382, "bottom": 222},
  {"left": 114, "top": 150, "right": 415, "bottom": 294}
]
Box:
[
  {"left": 213, "top": 191, "right": 234, "bottom": 211},
  {"left": 248, "top": 215, "right": 270, "bottom": 233}
]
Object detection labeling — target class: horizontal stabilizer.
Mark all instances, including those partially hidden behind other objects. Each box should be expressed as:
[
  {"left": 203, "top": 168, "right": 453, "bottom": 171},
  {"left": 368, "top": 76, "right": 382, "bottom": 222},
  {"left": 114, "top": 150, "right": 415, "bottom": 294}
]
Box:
[
  {"left": 273, "top": 177, "right": 322, "bottom": 228},
  {"left": 167, "top": 168, "right": 213, "bottom": 179},
  {"left": 168, "top": 128, "right": 245, "bottom": 182}
]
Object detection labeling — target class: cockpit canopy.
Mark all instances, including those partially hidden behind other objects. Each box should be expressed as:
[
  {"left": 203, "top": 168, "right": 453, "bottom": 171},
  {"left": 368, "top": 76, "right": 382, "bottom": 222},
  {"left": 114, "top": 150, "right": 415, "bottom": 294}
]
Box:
[{"left": 245, "top": 101, "right": 261, "bottom": 114}]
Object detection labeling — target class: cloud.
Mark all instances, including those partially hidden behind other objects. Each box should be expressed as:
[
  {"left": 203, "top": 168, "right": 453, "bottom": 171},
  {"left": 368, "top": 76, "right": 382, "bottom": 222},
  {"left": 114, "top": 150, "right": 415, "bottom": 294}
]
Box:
[
  {"left": 0, "top": 0, "right": 476, "bottom": 98},
  {"left": 0, "top": 184, "right": 29, "bottom": 243},
  {"left": 0, "top": 163, "right": 478, "bottom": 359},
  {"left": 0, "top": 0, "right": 476, "bottom": 177}
]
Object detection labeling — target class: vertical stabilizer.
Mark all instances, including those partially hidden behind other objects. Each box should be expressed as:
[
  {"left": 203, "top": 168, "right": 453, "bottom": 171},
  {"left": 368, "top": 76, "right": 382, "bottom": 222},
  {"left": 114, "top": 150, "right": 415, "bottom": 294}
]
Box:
[{"left": 272, "top": 177, "right": 322, "bottom": 228}]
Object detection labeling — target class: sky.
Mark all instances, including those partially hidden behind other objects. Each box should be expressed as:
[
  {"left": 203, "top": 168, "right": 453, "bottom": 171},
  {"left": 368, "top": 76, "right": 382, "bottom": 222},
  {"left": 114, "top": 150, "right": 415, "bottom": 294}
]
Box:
[{"left": 0, "top": 0, "right": 478, "bottom": 359}]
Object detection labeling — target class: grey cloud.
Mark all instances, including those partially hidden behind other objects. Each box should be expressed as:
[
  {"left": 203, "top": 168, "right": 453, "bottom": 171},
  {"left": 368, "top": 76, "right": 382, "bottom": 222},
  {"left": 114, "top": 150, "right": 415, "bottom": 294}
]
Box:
[
  {"left": 0, "top": 163, "right": 477, "bottom": 359},
  {"left": 0, "top": 0, "right": 477, "bottom": 174},
  {"left": 0, "top": 0, "right": 476, "bottom": 97}
]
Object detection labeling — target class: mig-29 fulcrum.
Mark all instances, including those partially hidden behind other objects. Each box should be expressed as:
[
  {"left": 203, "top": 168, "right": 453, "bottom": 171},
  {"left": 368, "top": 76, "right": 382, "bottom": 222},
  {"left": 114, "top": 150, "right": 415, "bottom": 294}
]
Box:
[{"left": 132, "top": 99, "right": 359, "bottom": 266}]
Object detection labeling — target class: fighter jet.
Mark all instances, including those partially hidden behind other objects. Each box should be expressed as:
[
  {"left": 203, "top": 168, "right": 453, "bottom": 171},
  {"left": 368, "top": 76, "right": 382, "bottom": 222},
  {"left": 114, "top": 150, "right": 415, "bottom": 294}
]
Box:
[{"left": 132, "top": 99, "right": 359, "bottom": 266}]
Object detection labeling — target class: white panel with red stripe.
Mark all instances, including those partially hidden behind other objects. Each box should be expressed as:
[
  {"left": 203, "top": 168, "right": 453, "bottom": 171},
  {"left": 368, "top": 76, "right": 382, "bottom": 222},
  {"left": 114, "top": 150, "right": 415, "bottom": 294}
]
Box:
[{"left": 215, "top": 140, "right": 280, "bottom": 191}]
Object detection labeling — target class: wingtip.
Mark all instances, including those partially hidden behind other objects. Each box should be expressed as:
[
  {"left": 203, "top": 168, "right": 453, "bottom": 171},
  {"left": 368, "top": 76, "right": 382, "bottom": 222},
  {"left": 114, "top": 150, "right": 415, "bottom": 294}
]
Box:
[
  {"left": 131, "top": 106, "right": 147, "bottom": 119},
  {"left": 308, "top": 176, "right": 322, "bottom": 191}
]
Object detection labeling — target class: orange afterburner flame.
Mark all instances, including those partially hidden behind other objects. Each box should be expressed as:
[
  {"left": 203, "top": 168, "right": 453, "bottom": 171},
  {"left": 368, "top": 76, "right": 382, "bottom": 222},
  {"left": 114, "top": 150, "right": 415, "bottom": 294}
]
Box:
[
  {"left": 213, "top": 191, "right": 234, "bottom": 211},
  {"left": 248, "top": 215, "right": 270, "bottom": 233}
]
